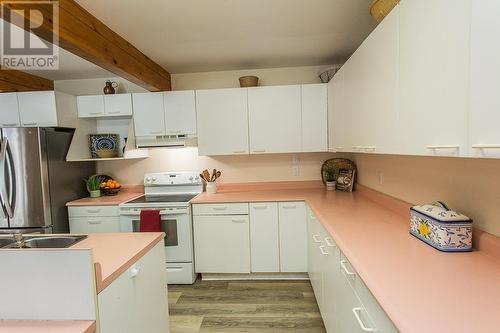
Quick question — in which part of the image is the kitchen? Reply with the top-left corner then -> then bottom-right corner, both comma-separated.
1,0 -> 500,332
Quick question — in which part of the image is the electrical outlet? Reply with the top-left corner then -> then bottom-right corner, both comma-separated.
378,172 -> 384,185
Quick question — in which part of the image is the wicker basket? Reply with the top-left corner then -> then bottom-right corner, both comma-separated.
239,76 -> 259,87
370,0 -> 399,23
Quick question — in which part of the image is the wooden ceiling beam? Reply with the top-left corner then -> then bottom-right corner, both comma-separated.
0,66 -> 54,92
2,0 -> 171,91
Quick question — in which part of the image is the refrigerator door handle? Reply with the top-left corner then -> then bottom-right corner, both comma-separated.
0,138 -> 14,218
5,138 -> 15,216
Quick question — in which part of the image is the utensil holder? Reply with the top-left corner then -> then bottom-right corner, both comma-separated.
206,182 -> 217,194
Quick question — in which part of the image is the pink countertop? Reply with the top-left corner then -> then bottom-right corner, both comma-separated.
72,232 -> 164,293
192,183 -> 500,333
66,187 -> 143,207
0,320 -> 95,333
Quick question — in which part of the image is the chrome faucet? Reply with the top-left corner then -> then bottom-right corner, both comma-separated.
12,233 -> 25,248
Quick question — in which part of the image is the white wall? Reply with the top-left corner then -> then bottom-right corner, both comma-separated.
54,77 -> 147,95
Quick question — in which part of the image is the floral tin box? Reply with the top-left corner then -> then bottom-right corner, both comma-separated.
410,202 -> 472,252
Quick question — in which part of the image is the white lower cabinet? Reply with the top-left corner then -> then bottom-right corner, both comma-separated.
193,215 -> 251,273
97,241 -> 169,333
279,202 -> 307,272
68,206 -> 121,233
307,204 -> 397,333
249,202 -> 280,273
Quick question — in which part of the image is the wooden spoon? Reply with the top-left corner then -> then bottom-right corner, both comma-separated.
215,171 -> 221,180
202,169 -> 210,182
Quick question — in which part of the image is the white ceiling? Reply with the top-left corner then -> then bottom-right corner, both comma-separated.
75,0 -> 376,74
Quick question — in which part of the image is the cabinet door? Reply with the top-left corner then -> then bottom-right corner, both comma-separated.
193,215 -> 250,273
248,85 -> 301,154
132,92 -> 166,137
249,202 -> 279,273
399,0 -> 470,157
69,217 -> 120,234
329,69 -> 347,152
0,93 -> 20,127
196,88 -> 249,156
322,230 -> 340,333
469,0 -> 500,158
17,91 -> 57,127
278,202 -> 307,272
77,95 -> 105,118
104,94 -> 133,116
302,84 -> 328,152
164,90 -> 196,135
307,207 -> 323,306
355,5 -> 399,154
98,242 -> 169,333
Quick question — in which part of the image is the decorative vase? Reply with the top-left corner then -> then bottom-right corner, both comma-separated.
325,181 -> 336,191
103,80 -> 118,94
89,190 -> 101,198
206,182 -> 217,194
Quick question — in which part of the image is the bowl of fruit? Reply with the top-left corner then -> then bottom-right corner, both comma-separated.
99,175 -> 122,196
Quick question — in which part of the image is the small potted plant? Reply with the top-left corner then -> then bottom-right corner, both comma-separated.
323,165 -> 339,191
84,174 -> 105,198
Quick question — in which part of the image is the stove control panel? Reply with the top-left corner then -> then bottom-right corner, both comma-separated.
144,171 -> 201,186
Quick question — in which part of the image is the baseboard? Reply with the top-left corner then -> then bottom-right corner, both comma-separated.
201,273 -> 309,281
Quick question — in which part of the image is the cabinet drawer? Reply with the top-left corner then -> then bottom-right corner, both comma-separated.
68,206 -> 119,218
69,217 -> 120,234
193,203 -> 249,215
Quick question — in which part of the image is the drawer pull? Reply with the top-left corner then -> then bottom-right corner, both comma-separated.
340,260 -> 356,276
231,218 -> 246,223
252,205 -> 268,210
23,123 -> 37,126
87,219 -> 102,224
232,150 -> 246,154
352,307 -> 376,332
319,245 -> 329,256
90,111 -> 102,115
108,111 -> 122,114
252,149 -> 266,153
2,123 -> 18,127
472,144 -> 500,149
426,145 -> 460,150
212,206 -> 228,211
86,209 -> 101,213
282,204 -> 297,209
129,265 -> 141,278
312,235 -> 321,243
325,237 -> 336,247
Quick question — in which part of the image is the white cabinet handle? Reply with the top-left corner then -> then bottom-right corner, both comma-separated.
282,204 -> 297,209
335,147 -> 344,150
309,213 -> 316,220
312,235 -> 321,243
23,122 -> 37,126
325,237 -> 336,247
129,265 -> 141,278
352,307 -> 376,332
86,209 -> 101,213
168,130 -> 182,134
252,204 -> 268,210
340,260 -> 356,276
90,111 -> 102,115
231,218 -> 246,223
426,145 -> 460,150
108,111 -> 121,115
363,146 -> 376,152
472,144 -> 500,149
319,245 -> 329,256
253,149 -> 266,153
150,131 -> 163,135
87,219 -> 102,224
2,123 -> 18,127
232,150 -> 246,154
212,206 -> 227,211
352,145 -> 362,151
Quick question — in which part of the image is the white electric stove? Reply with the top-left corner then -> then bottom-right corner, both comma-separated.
119,171 -> 202,284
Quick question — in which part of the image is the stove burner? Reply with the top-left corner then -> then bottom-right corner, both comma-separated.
126,194 -> 198,204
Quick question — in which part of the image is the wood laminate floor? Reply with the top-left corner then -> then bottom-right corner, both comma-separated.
168,279 -> 326,333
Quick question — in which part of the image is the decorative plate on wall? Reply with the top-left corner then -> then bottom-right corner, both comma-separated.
89,134 -> 119,159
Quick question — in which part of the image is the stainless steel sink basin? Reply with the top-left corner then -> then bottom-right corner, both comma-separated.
0,238 -> 15,248
1,235 -> 87,249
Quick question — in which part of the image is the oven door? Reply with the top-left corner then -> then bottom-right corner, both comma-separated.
119,207 -> 193,263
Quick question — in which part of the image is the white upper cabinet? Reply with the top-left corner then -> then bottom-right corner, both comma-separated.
0,93 -> 20,127
469,0 -> 500,158
398,0 -> 471,157
132,92 -> 166,137
301,84 -> 328,152
77,95 -> 105,118
17,91 -> 58,127
196,88 -> 249,156
248,85 -> 301,154
329,68 -> 346,152
104,94 -> 133,116
357,5 -> 399,154
78,94 -> 132,118
164,90 -> 196,135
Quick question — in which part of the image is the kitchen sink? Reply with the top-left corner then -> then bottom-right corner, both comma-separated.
0,238 -> 15,248
1,235 -> 87,249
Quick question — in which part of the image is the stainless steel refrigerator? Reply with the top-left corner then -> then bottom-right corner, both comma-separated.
0,127 -> 96,234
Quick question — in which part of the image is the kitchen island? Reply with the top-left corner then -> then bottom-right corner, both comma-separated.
0,233 -> 169,333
